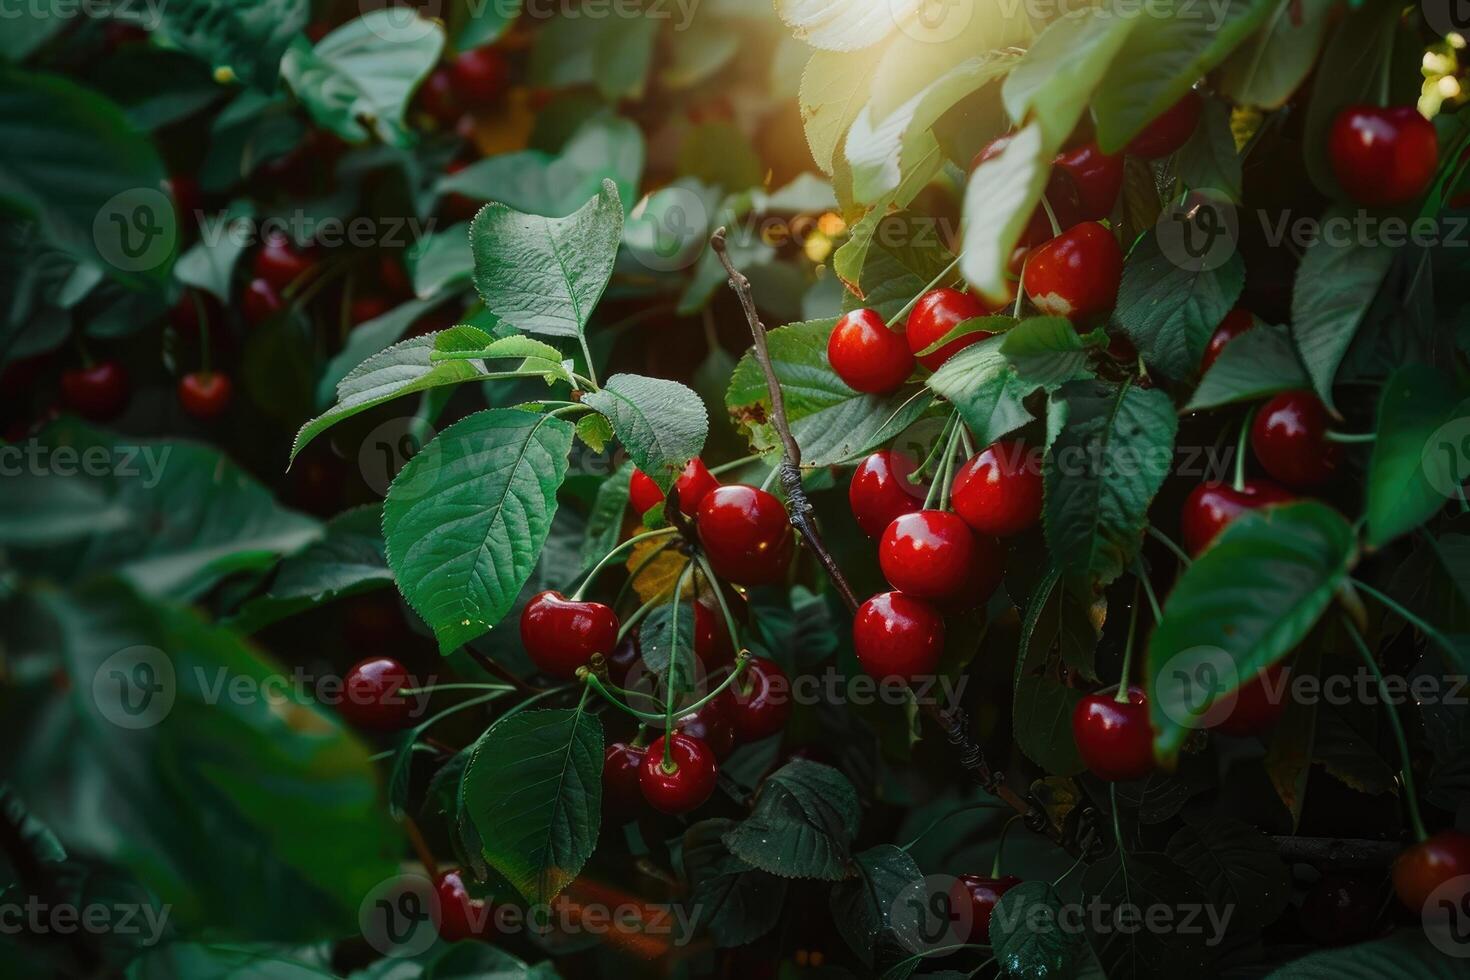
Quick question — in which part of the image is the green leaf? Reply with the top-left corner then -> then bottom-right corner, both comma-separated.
829,844 -> 924,979
1113,228 -> 1245,380
454,0 -> 523,49
313,295 -> 456,408
0,5 -> 65,61
1044,381 -> 1178,588
959,119 -> 1052,305
1014,567 -> 1094,775
1367,366 -> 1465,548
1218,0 -> 1334,110
1002,5 -> 1139,150
229,506 -> 392,634
928,319 -> 1096,447
841,224 -> 955,319
723,759 -> 860,881
799,48 -> 881,175
989,882 -> 1085,980
0,67 -> 172,287
638,602 -> 699,694
462,708 -> 603,906
407,222 -> 473,297
726,318 -> 931,466
31,582 -> 399,940
832,151 -> 945,297
528,11 -> 656,102
150,0 -> 309,87
1092,0 -> 1277,153
426,944 -> 559,980
684,818 -> 789,948
383,409 -> 574,653
174,201 -> 254,301
1147,502 -> 1356,763
292,327 -> 505,461
1264,931 -> 1466,979
281,12 -> 445,147
777,0 -> 909,51
581,462 -> 631,568
583,374 -> 708,492
1291,205 -> 1399,412
1174,96 -> 1242,202
127,943 -> 336,979
1184,322 -> 1309,412
470,178 -> 622,339
1081,850 -> 1214,977
0,474 -> 132,547
1165,815 -> 1290,932
0,785 -> 66,875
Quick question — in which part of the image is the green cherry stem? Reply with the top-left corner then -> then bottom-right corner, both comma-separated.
695,553 -> 742,661
578,335 -> 600,390
1342,616 -> 1428,842
396,683 -> 515,696
1324,430 -> 1377,444
663,562 -> 697,771
958,422 -> 976,460
617,591 -> 667,643
709,453 -> 766,476
1146,524 -> 1192,568
937,418 -> 964,512
1115,580 -> 1142,704
1233,405 -> 1257,492
990,814 -> 1024,878
1353,579 -> 1461,663
571,527 -> 680,601
615,538 -> 681,611
1038,194 -> 1062,238
886,256 -> 961,329
580,673 -> 665,723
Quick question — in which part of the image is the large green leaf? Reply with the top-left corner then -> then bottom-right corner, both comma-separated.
989,882 -> 1086,980
1366,365 -> 1464,548
799,48 -> 881,175
1174,96 -> 1243,202
723,760 -> 860,880
454,0 -> 523,49
829,845 -> 924,980
1265,932 -> 1467,978
1147,502 -> 1356,763
776,0 -> 914,51
1291,205 -> 1399,413
462,708 -> 602,906
147,0 -> 307,87
1217,0 -> 1334,110
26,582 -> 399,940
383,409 -> 575,653
470,179 -> 622,340
5,423 -> 319,601
928,319 -> 1097,448
1081,850 -> 1214,977
726,318 -> 931,466
1013,568 -> 1096,776
1092,0 -> 1277,153
0,67 -> 171,287
282,12 -> 444,146
1002,4 -> 1139,149
127,944 -> 335,979
959,119 -> 1052,305
1184,322 -> 1309,412
1044,381 -> 1178,588
174,200 -> 254,301
1113,228 -> 1245,380
292,327 -> 506,461
527,10 -> 655,102
583,374 -> 709,492
1165,816 -> 1290,932
684,818 -> 789,948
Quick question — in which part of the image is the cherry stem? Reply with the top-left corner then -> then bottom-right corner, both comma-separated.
1038,194 -> 1063,239
695,554 -> 742,660
1378,29 -> 1393,108
663,562 -> 697,769
680,653 -> 752,718
571,527 -> 679,601
991,815 -> 1023,878
1324,430 -> 1376,444
1341,615 -> 1428,842
709,453 -> 765,476
1146,524 -> 1192,568
1233,405 -> 1257,492
1353,579 -> 1461,664
578,334 -> 600,390
885,256 -> 961,330
580,673 -> 665,723
1115,580 -> 1142,704
898,802 -> 1012,852
404,817 -> 438,878
936,419 -> 964,512
615,537 -> 680,611
1136,560 -> 1164,623
922,413 -> 960,510
616,592 -> 665,643
396,683 -> 514,696
958,423 -> 976,460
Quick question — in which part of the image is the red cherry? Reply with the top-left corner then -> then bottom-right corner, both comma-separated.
1250,390 -> 1342,490
164,173 -> 202,231
60,361 -> 129,422
678,694 -> 736,760
639,733 -> 719,813
177,371 -> 232,419
434,869 -> 493,942
951,532 -> 1006,611
905,288 -> 993,371
1329,105 -> 1439,208
951,441 -> 1042,537
694,601 -> 735,668
1054,142 -> 1123,221
242,277 -> 283,325
450,48 -> 510,107
696,485 -> 794,587
1022,222 -> 1122,322
727,656 -> 791,741
879,510 -> 977,601
849,450 -> 924,538
1179,479 -> 1294,556
1126,91 -> 1202,159
519,591 -> 619,679
1072,686 -> 1154,782
603,742 -> 647,821
1200,308 -> 1255,372
974,134 -> 1083,246
1393,830 -> 1470,914
419,67 -> 462,127
252,238 -> 314,291
853,592 -> 944,682
954,874 -> 1022,943
827,308 -> 915,394
629,457 -> 720,518
340,657 -> 415,731
1212,664 -> 1289,737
